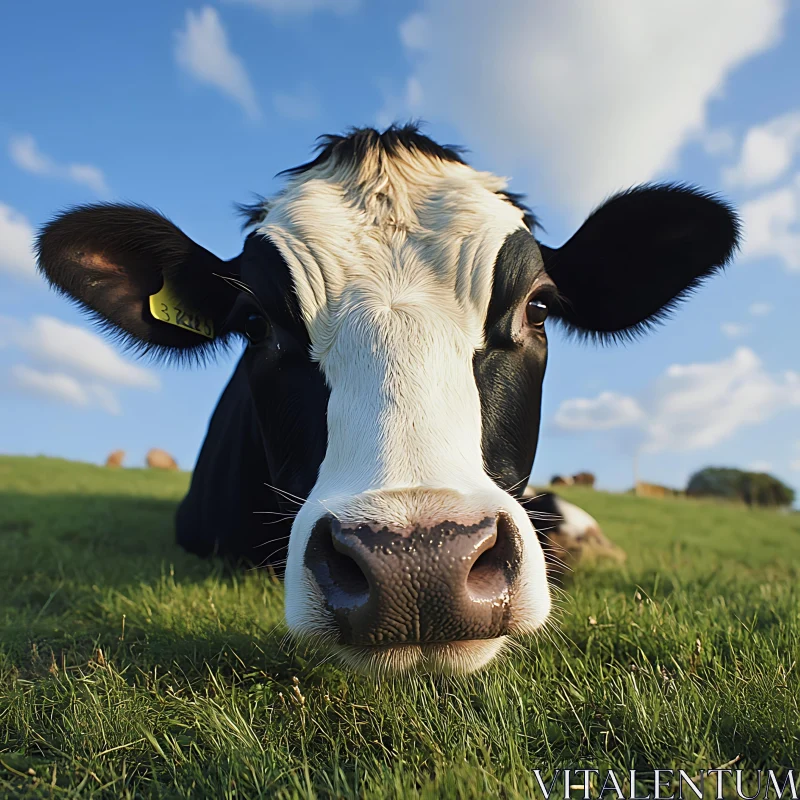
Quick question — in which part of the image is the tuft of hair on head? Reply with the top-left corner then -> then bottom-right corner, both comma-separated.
237,122 -> 539,232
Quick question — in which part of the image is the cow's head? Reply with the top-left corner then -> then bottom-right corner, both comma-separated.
37,126 -> 739,674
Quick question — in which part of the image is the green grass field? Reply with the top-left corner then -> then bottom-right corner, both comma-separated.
1,455 -> 799,798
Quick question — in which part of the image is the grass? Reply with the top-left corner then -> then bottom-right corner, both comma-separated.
1,454 -> 799,798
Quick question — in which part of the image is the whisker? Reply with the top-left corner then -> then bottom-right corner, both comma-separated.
255,522 -> 291,548
526,510 -> 562,522
253,534 -> 292,547
520,491 -> 551,506
256,547 -> 289,565
254,510 -> 298,516
262,482 -> 308,506
316,498 -> 341,522
246,555 -> 288,573
505,475 -> 530,494
531,524 -> 562,534
213,273 -> 259,298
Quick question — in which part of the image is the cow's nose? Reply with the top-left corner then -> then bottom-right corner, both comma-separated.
304,514 -> 521,645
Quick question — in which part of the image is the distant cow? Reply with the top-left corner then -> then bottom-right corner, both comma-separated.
551,472 -> 595,488
37,125 -> 738,674
572,472 -> 596,488
635,481 -> 678,499
522,488 -> 624,576
105,450 -> 125,468
146,449 -> 178,471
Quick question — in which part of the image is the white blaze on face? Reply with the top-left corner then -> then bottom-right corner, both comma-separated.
258,148 -> 551,649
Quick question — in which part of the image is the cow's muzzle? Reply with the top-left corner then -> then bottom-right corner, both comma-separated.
304,512 -> 522,646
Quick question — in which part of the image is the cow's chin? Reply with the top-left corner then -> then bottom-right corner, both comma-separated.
321,638 -> 510,676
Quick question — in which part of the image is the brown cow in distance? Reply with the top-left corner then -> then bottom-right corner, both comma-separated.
105,450 -> 125,468
634,481 -> 681,499
146,449 -> 179,471
572,472 -> 596,488
550,472 -> 596,488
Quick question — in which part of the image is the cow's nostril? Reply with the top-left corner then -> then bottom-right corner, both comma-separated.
306,516 -> 369,607
466,513 -> 517,602
328,548 -> 370,597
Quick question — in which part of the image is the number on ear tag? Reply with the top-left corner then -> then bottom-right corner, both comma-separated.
149,282 -> 215,339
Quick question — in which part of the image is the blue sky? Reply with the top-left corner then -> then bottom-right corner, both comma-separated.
1,0 -> 799,498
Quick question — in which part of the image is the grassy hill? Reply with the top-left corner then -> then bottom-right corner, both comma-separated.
1,455 -> 799,798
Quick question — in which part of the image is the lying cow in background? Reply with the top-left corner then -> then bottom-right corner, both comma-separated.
146,448 -> 179,471
36,125 -> 738,674
105,450 -> 125,468
549,471 -> 596,488
523,489 -> 625,578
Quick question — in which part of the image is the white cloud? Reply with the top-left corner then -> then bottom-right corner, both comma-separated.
396,0 -> 787,215
12,366 -> 89,409
273,85 -> 320,121
65,164 -> 108,195
721,322 -> 750,339
698,127 -> 736,158
748,460 -> 773,473
87,384 -> 122,416
10,365 -> 121,415
10,135 -> 50,173
724,110 -> 800,188
224,0 -> 358,13
399,12 -> 431,50
9,134 -> 110,195
0,315 -> 159,390
739,172 -> 800,272
0,203 -> 36,280
749,302 -> 773,316
646,348 -> 800,452
175,7 -> 260,120
553,391 -> 645,432
554,348 -> 800,454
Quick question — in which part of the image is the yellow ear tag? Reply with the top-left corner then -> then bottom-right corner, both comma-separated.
148,281 -> 215,339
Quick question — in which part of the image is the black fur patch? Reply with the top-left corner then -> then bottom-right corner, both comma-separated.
36,204 -> 241,365
541,183 -> 741,343
475,230 -> 549,494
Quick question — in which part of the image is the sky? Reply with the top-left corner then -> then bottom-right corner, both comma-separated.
1,0 -> 799,498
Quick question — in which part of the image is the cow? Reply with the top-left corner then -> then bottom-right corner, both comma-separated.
572,471 -> 596,488
146,448 -> 179,471
105,450 -> 125,468
521,488 -> 624,578
36,125 -> 739,675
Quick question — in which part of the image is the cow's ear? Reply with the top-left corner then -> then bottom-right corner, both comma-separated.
36,204 -> 241,360
540,184 -> 740,341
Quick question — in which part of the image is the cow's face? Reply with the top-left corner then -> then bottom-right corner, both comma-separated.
37,127 -> 739,675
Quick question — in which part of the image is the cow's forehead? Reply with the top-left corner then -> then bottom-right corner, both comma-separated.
255,147 -> 528,349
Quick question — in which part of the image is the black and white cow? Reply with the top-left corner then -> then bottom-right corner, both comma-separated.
37,126 -> 739,674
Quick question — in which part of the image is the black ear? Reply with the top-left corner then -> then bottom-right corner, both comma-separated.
36,204 -> 241,361
540,184 -> 740,341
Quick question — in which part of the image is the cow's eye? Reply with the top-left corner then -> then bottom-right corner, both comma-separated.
244,313 -> 271,345
525,297 -> 549,326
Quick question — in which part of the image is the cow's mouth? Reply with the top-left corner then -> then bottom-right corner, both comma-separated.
330,638 -> 510,675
